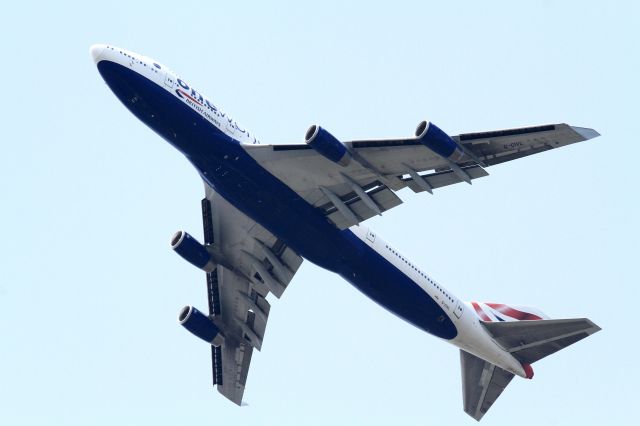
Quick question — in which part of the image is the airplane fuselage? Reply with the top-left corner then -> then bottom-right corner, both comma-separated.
92,45 -> 528,378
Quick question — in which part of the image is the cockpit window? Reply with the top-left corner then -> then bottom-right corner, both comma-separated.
153,63 -> 161,69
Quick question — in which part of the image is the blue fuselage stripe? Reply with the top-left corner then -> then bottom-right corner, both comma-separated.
97,61 -> 457,340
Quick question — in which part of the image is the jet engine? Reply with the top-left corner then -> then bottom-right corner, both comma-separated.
415,120 -> 465,161
178,305 -> 224,346
170,230 -> 215,272
304,125 -> 352,166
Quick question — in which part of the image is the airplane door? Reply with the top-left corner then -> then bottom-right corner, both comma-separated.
454,301 -> 464,319
164,71 -> 176,89
225,117 -> 236,135
366,230 -> 376,243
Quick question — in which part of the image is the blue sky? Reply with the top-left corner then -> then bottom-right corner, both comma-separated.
1,1 -> 638,424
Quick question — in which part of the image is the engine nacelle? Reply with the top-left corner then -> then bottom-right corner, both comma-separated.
178,305 -> 224,346
415,121 -> 466,162
170,230 -> 215,272
304,125 -> 351,166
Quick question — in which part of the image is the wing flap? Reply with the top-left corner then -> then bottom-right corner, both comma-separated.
403,164 -> 489,193
325,185 -> 403,229
217,336 -> 253,405
245,295 -> 270,345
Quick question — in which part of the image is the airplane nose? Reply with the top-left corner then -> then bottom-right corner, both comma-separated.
90,44 -> 106,64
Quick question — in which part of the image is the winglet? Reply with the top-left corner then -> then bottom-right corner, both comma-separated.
570,126 -> 600,141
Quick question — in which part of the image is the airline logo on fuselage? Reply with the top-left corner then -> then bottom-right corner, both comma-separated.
174,78 -> 258,144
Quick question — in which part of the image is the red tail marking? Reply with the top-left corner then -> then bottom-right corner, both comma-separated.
486,303 -> 542,321
522,363 -> 534,379
471,302 -> 492,321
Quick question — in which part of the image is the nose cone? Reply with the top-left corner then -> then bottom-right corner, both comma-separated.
90,44 -> 106,64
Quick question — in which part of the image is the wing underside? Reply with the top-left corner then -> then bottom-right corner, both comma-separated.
199,188 -> 303,405
245,123 -> 598,230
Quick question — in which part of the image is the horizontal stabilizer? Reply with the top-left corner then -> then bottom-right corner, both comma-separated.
481,318 -> 601,364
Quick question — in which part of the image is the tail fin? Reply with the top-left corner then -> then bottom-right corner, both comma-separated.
461,317 -> 601,421
470,301 -> 550,322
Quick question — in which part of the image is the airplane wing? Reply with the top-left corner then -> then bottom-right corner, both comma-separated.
460,350 -> 515,421
200,186 -> 303,404
245,123 -> 598,229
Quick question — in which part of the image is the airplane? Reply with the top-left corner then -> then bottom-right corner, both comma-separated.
90,43 -> 601,421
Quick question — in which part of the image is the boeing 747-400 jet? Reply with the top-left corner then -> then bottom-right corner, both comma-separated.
91,44 -> 601,420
